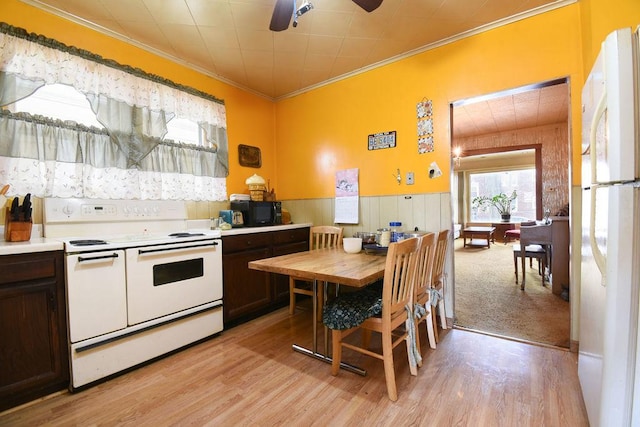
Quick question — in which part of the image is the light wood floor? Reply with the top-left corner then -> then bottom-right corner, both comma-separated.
1,304 -> 589,426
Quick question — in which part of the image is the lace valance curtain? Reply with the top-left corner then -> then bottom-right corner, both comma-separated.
0,24 -> 228,201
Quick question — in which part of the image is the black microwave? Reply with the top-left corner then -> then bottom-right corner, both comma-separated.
230,201 -> 282,227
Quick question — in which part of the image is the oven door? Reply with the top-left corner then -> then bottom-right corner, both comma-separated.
66,250 -> 127,342
125,239 -> 222,325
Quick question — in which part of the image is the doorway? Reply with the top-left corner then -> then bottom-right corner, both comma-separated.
449,78 -> 572,347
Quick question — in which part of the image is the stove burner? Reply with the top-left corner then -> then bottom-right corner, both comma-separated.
69,239 -> 108,246
169,232 -> 205,238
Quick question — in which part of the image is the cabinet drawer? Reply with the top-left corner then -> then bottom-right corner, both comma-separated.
0,252 -> 59,285
222,233 -> 273,253
273,227 -> 309,245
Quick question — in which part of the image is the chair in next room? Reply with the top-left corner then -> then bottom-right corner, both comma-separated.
513,221 -> 552,290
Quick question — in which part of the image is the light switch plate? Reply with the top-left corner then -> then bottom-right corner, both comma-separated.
406,172 -> 414,185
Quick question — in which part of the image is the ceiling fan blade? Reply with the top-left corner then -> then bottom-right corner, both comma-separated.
352,0 -> 382,13
270,0 -> 295,31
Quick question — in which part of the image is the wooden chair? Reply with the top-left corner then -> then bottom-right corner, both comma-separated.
431,229 -> 450,343
323,237 -> 421,401
515,221 -> 552,290
513,243 -> 547,288
289,225 -> 343,315
413,232 -> 438,357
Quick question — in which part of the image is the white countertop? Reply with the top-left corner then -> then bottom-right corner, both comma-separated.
0,237 -> 64,255
0,224 -> 63,255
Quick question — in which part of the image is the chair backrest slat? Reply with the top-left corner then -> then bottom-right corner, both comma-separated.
310,225 -> 343,250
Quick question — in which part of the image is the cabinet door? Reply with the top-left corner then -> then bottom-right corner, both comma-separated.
0,251 -> 68,412
271,241 -> 310,302
222,247 -> 272,324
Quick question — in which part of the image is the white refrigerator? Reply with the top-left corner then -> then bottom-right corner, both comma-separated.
579,26 -> 640,426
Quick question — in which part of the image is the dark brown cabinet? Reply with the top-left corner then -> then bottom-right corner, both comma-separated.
0,251 -> 69,412
222,227 -> 309,327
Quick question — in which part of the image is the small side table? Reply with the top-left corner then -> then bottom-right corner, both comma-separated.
462,226 -> 496,248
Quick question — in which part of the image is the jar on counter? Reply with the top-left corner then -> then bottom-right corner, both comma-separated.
376,228 -> 390,247
389,222 -> 402,242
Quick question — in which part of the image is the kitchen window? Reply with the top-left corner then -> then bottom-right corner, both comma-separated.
8,83 -> 205,147
7,83 -> 103,128
0,23 -> 229,201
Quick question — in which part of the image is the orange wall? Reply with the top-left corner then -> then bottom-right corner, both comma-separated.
275,5 -> 585,199
0,0 -> 277,198
581,0 -> 640,75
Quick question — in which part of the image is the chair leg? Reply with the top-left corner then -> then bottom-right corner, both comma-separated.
432,310 -> 440,343
414,318 -> 422,358
381,331 -> 398,401
438,300 -> 447,330
514,252 -> 519,284
331,329 -> 342,376
520,254 -> 526,290
425,309 -> 436,349
406,331 -> 418,376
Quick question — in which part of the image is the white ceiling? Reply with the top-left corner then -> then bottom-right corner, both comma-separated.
22,0 -> 571,137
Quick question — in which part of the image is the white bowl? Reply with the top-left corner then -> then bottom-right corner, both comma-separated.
343,237 -> 362,253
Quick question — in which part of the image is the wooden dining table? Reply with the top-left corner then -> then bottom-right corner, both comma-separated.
248,246 -> 387,375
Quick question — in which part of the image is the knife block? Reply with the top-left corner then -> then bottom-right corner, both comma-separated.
4,207 -> 32,242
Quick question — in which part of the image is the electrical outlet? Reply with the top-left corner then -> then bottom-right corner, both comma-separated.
406,172 -> 414,185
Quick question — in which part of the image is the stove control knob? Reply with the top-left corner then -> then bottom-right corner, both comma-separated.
62,204 -> 74,216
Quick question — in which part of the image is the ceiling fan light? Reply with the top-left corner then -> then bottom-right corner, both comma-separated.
296,2 -> 314,17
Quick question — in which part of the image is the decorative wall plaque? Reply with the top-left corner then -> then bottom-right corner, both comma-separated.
368,131 -> 396,150
417,99 -> 434,154
238,144 -> 261,168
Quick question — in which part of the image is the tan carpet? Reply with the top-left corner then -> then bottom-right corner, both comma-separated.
453,238 -> 570,348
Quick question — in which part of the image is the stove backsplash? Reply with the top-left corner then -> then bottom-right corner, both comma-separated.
2,196 -> 233,231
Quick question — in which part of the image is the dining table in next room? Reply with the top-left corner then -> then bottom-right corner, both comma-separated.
248,246 -> 387,375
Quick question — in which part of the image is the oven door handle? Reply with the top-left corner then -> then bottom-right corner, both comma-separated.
138,241 -> 218,255
78,253 -> 120,262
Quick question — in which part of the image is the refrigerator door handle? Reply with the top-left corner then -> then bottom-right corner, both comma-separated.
590,187 -> 607,281
590,87 -> 607,184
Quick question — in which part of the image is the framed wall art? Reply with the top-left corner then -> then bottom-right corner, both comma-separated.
368,131 -> 396,150
238,144 -> 262,168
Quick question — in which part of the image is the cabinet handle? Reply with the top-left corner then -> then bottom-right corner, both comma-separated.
48,290 -> 57,313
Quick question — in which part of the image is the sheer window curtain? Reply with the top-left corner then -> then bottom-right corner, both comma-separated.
0,25 -> 228,201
